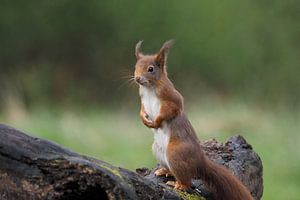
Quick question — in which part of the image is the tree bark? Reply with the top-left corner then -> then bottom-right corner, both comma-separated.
0,124 -> 263,200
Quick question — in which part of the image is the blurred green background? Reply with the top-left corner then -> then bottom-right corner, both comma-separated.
0,1 -> 299,199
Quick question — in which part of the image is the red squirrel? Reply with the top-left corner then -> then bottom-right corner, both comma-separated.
133,40 -> 254,200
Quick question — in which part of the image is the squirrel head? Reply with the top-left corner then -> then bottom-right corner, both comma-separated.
134,40 -> 173,87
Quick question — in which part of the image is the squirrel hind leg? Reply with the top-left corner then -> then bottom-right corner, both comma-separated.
166,143 -> 195,191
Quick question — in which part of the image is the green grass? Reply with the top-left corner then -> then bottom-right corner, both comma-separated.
1,101 -> 299,200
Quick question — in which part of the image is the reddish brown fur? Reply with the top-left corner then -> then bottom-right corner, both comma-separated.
134,40 -> 254,200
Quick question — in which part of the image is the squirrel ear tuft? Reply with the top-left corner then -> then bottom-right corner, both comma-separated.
135,40 -> 143,60
155,39 -> 174,68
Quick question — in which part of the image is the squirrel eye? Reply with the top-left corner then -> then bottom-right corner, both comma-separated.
147,66 -> 154,73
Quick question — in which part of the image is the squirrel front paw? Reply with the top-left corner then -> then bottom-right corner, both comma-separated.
142,115 -> 156,128
140,112 -> 161,129
141,114 -> 162,129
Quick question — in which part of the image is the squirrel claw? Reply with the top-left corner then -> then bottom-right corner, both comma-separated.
144,113 -> 149,119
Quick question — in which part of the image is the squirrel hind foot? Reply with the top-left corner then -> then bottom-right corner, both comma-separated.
174,181 -> 190,191
166,180 -> 190,191
154,167 -> 173,177
166,180 -> 176,187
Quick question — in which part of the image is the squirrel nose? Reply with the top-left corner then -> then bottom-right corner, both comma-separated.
135,76 -> 141,83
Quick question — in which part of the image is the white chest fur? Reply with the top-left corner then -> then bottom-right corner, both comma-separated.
139,86 -> 160,121
140,86 -> 170,168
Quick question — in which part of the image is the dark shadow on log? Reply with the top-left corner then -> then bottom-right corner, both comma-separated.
0,124 -> 263,200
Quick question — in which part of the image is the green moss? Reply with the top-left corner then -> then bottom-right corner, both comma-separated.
176,190 -> 206,200
100,164 -> 123,179
48,158 -> 69,167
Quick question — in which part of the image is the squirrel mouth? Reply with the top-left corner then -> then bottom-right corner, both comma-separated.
135,77 -> 149,86
136,80 -> 148,86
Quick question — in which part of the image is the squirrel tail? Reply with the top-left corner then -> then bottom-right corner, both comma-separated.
199,158 -> 254,200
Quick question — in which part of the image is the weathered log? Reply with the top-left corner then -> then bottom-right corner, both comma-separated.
0,124 -> 263,200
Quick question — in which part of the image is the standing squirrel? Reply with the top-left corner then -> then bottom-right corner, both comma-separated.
134,40 -> 254,200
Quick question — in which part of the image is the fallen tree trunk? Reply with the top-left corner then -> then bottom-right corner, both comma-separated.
0,124 -> 263,200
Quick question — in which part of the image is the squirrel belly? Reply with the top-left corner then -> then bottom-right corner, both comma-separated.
140,85 -> 171,168
152,123 -> 171,169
